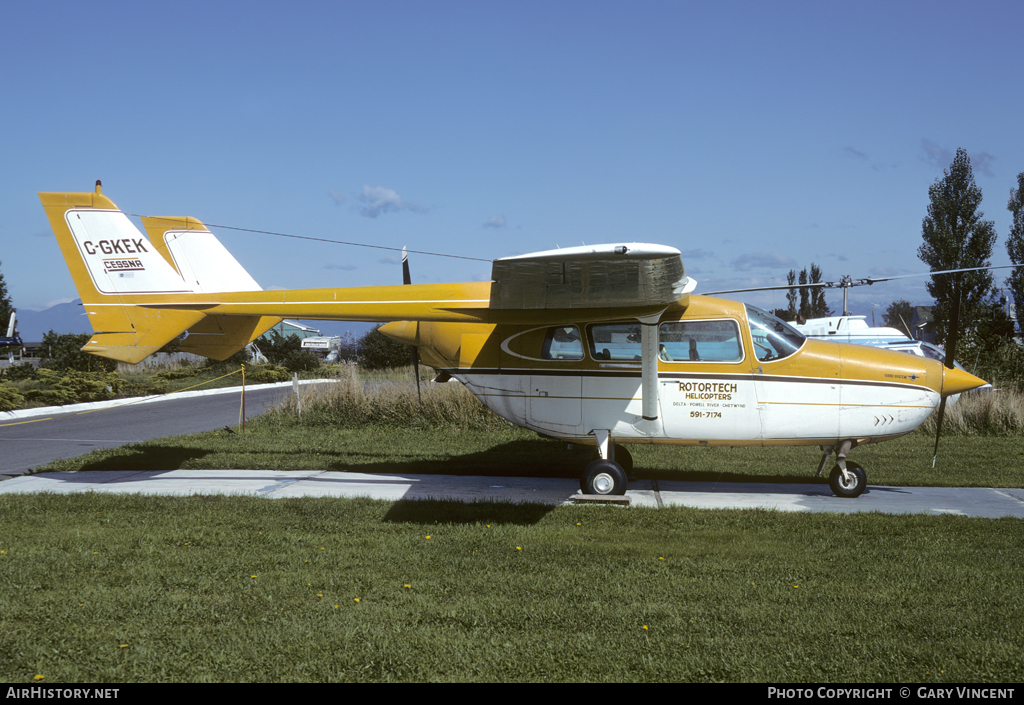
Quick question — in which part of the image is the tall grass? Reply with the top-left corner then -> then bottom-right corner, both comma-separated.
270,365 -> 511,431
116,352 -> 205,374
920,388 -> 1024,436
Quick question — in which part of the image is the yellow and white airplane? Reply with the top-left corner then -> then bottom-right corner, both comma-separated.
39,183 -> 988,498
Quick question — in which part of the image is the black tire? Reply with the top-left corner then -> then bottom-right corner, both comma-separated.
587,445 -> 634,477
613,445 -> 634,478
581,459 -> 628,496
828,461 -> 866,498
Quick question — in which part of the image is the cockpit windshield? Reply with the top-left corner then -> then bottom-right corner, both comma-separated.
745,304 -> 806,362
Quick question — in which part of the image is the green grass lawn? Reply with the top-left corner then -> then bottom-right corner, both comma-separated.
1,493 -> 1021,683
34,420 -> 1024,491
7,382 -> 1024,683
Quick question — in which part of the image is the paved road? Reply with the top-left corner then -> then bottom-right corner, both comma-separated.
0,382 -> 314,476
2,468 -> 1023,518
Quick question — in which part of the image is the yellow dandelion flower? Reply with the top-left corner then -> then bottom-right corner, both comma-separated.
425,536 -> 431,540
516,546 -> 522,550
642,625 -> 649,631
34,675 -> 43,681
404,584 -> 412,588
354,598 -> 360,603
119,644 -> 128,648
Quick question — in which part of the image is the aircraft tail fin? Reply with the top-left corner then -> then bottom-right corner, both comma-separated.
38,183 -> 206,363
140,215 -> 282,360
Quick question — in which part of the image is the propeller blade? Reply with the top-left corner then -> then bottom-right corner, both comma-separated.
401,248 -> 422,406
931,396 -> 947,469
402,246 -> 412,286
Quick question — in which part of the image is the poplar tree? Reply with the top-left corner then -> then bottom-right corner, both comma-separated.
1007,171 -> 1024,329
0,261 -> 13,333
808,263 -> 832,317
917,148 -> 996,348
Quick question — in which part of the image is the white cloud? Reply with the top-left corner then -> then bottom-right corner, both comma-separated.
356,185 -> 427,218
730,252 -> 797,271
921,140 -> 995,176
482,214 -> 506,229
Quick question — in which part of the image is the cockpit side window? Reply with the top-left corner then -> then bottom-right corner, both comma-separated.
587,323 -> 642,361
745,304 -> 806,362
541,325 -> 583,360
659,320 -> 743,362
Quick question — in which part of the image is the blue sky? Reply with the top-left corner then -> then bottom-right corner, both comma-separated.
3,0 -> 1022,328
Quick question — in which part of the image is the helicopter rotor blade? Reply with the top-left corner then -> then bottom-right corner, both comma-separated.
704,263 -> 1023,296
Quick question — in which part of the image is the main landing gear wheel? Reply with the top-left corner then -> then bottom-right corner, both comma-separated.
581,459 -> 628,496
589,445 -> 634,479
613,445 -> 634,479
828,461 -> 867,499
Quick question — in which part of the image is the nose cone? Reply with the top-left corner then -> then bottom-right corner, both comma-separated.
942,365 -> 987,398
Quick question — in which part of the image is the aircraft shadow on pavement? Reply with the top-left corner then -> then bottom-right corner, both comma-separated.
44,437 -> 843,488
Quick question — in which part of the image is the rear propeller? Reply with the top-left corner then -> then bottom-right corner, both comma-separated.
401,247 -> 423,406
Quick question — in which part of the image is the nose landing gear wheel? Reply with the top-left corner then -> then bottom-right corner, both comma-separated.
828,461 -> 866,498
581,459 -> 628,496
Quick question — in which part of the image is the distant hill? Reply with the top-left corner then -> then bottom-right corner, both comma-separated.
14,299 -> 379,344
16,300 -> 92,342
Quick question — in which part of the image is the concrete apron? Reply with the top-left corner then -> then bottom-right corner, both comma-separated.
2,470 -> 1024,518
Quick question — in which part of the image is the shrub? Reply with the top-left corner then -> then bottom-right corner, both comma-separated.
116,377 -> 170,397
38,331 -> 117,373
281,349 -> 321,373
244,365 -> 292,384
0,383 -> 24,411
25,369 -> 118,406
1,362 -> 37,381
358,325 -> 415,370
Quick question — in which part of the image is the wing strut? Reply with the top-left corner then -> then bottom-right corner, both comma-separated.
633,313 -> 663,435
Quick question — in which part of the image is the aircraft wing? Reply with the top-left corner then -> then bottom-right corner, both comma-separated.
40,185 -> 696,362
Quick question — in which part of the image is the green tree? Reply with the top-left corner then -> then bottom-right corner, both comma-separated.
798,268 -> 809,319
785,270 -> 798,320
917,148 -> 997,348
1007,171 -> 1024,329
39,331 -> 117,373
882,299 -> 914,338
259,330 -> 302,364
957,290 -> 1018,383
0,260 -> 14,344
789,264 -> 831,320
359,324 -> 415,370
808,263 -> 832,317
